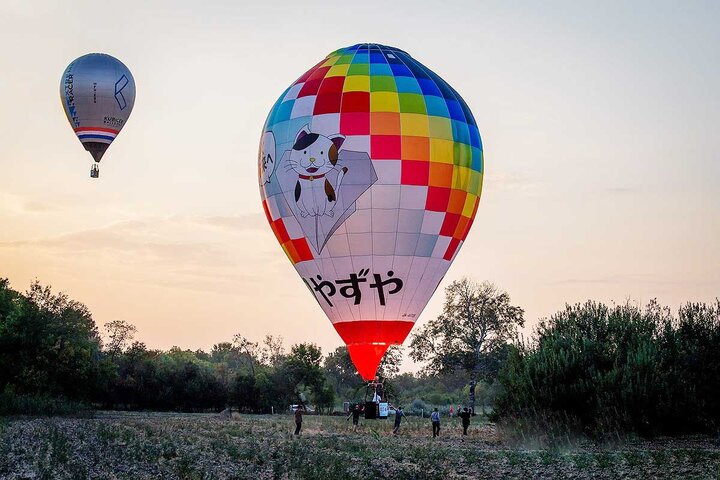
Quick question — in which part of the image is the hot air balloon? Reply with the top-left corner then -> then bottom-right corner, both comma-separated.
60,53 -> 136,178
258,44 -> 483,381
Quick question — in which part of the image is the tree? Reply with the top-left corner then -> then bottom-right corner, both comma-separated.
0,281 -> 103,400
378,345 -> 403,378
232,334 -> 260,376
103,320 -> 137,360
493,299 -> 720,436
210,342 -> 246,390
280,343 -> 331,409
253,372 -> 281,413
313,382 -> 336,414
409,278 -> 524,378
285,343 -> 324,390
0,278 -> 20,320
261,334 -> 285,367
231,373 -> 257,411
324,346 -> 361,397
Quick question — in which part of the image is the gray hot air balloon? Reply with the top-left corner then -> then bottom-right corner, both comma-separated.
60,53 -> 136,178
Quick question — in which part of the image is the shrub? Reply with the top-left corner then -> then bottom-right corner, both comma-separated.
494,300 -> 720,437
0,387 -> 90,416
410,398 -> 428,415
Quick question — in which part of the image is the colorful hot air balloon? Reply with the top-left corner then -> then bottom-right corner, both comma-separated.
258,44 -> 483,380
60,53 -> 136,178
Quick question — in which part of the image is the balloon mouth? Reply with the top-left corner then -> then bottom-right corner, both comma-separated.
82,141 -> 108,163
333,320 -> 415,381
347,343 -> 391,381
305,167 -> 319,173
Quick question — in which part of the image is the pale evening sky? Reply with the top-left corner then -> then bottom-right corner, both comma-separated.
1,1 -> 718,371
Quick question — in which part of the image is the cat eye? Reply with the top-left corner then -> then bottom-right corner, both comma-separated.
321,151 -> 324,154
304,150 -> 306,154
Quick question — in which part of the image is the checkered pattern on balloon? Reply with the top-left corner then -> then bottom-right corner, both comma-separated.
259,44 -> 483,380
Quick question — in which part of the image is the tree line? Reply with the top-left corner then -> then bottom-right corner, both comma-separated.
2,276 -> 718,438
0,278 -> 466,416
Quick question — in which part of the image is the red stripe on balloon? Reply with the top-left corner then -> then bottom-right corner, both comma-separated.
74,127 -> 120,134
333,320 -> 415,380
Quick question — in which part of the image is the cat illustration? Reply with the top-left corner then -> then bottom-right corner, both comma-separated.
287,125 -> 348,217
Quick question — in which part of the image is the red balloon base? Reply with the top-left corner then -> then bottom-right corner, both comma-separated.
333,320 -> 415,381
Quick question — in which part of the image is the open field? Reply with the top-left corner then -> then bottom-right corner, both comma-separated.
1,412 -> 719,479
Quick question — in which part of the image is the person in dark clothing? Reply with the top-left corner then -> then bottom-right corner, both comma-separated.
392,405 -> 405,435
347,403 -> 362,432
459,407 -> 471,436
294,406 -> 304,435
431,407 -> 441,437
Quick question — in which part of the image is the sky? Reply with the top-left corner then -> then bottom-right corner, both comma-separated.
1,0 -> 718,371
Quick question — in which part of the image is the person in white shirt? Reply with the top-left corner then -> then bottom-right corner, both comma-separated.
430,408 -> 441,437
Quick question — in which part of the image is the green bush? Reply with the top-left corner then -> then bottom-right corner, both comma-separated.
410,398 -> 428,415
494,300 -> 720,437
0,387 -> 90,416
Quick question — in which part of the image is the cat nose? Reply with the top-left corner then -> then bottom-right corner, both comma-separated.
309,157 -> 316,163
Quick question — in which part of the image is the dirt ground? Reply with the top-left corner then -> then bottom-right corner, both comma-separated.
1,411 -> 718,479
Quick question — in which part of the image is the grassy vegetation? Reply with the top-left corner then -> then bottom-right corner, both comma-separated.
0,390 -> 92,417
0,412 -> 718,479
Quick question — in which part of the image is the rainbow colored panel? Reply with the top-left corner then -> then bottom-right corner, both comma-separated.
258,44 -> 484,379
261,44 -> 483,265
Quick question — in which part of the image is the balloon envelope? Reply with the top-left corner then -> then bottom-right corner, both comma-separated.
60,53 -> 136,163
258,44 -> 483,380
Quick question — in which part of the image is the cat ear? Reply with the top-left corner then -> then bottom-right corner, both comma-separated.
295,125 -> 311,144
328,133 -> 345,150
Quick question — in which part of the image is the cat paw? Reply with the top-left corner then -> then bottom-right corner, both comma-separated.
299,211 -> 308,218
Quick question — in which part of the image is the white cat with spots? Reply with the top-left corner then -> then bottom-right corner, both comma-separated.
286,125 -> 348,217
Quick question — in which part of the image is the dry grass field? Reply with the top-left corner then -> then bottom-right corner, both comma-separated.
1,411 -> 719,479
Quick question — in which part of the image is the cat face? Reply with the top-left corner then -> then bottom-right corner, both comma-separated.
288,125 -> 345,176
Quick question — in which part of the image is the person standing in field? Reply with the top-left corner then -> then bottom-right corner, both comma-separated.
294,406 -> 304,435
392,405 -> 405,435
347,403 -> 362,432
431,407 -> 441,437
459,407 -> 471,437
